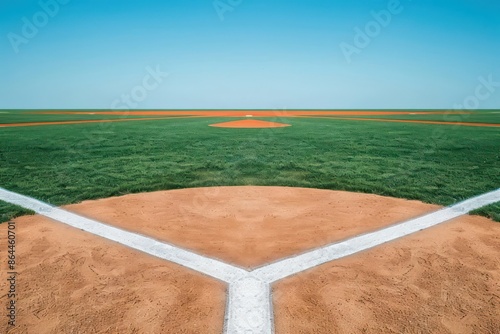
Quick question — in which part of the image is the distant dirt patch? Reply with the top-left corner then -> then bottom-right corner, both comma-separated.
209,119 -> 291,128
0,117 -> 187,128
38,110 -> 471,117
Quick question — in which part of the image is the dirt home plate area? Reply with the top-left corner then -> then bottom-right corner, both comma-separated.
1,187 -> 499,333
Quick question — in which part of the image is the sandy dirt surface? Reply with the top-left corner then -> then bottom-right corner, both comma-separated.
274,214 -> 500,334
0,215 -> 226,334
63,186 -> 441,268
1,187 -> 497,333
209,119 -> 291,128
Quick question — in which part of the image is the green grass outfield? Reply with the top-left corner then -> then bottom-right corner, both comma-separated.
1,111 -> 499,222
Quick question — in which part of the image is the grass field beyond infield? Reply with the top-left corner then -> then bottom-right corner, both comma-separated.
0,111 -> 499,222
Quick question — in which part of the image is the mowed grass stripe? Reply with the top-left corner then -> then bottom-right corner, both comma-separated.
303,116 -> 500,127
300,110 -> 500,126
343,112 -> 500,124
0,116 -> 499,221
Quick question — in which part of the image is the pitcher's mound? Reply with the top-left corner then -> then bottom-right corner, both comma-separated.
209,119 -> 291,128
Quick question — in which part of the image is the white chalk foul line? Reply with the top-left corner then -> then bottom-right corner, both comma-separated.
1,187 -> 499,334
254,188 -> 500,283
225,275 -> 274,333
0,187 -> 246,283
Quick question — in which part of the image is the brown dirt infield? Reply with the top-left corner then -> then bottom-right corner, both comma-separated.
1,186 -> 498,333
0,216 -> 226,334
274,214 -> 500,333
209,119 -> 291,128
62,187 -> 442,268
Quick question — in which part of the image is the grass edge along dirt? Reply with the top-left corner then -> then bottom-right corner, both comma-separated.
0,201 -> 34,223
0,113 -> 499,222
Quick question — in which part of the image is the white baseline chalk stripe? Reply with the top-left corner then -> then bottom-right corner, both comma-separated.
225,276 -> 273,334
0,187 -> 247,283
254,188 -> 500,283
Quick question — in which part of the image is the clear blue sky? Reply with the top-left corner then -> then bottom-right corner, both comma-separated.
1,0 -> 499,109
